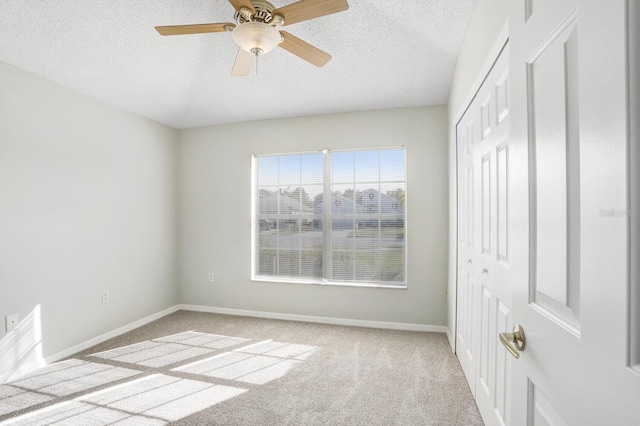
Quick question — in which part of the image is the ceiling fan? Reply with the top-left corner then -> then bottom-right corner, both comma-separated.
155,0 -> 349,76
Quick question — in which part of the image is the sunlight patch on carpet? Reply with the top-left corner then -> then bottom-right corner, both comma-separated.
2,331 -> 319,422
90,342 -> 214,368
154,331 -> 250,349
0,387 -> 52,417
2,375 -> 246,425
81,374 -> 247,422
4,359 -> 140,397
89,331 -> 252,367
175,340 -> 317,384
234,340 -> 317,360
0,360 -> 140,418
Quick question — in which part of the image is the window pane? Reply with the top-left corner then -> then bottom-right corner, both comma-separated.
330,227 -> 405,283
278,155 -> 301,186
331,251 -> 354,281
255,152 -> 323,281
327,148 -> 406,285
301,250 -> 323,278
278,250 -> 300,276
301,155 -> 324,184
331,151 -> 354,183
257,156 -> 279,186
380,148 -> 406,182
328,187 -> 359,216
258,249 -> 277,275
355,150 -> 380,183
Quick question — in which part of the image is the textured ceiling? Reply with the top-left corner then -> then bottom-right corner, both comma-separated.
0,0 -> 477,129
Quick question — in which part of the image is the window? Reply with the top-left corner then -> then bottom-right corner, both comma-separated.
252,147 -> 406,287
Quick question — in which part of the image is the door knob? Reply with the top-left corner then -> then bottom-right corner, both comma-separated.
500,324 -> 526,359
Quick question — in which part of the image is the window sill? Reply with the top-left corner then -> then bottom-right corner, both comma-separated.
251,276 -> 408,289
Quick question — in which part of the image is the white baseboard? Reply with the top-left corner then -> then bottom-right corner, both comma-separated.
178,304 -> 447,333
44,304 -> 445,366
45,305 -> 180,364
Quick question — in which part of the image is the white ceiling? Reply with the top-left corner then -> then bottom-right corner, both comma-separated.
0,0 -> 476,129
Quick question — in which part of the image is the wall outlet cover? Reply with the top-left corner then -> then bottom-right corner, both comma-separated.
5,313 -> 19,332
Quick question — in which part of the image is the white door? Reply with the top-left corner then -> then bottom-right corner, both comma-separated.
455,68 -> 478,396
456,42 -> 512,426
508,0 -> 640,424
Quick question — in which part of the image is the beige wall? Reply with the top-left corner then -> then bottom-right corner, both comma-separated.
449,0 -> 511,119
0,61 -> 179,374
178,107 -> 450,326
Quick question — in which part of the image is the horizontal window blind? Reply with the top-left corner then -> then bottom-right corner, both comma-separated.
253,148 -> 406,287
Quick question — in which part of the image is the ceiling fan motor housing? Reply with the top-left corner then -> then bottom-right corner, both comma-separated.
232,0 -> 284,56
234,0 -> 278,25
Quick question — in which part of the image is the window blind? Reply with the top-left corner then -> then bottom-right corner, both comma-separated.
253,147 -> 406,287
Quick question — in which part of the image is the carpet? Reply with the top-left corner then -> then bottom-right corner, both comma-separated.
0,311 -> 483,425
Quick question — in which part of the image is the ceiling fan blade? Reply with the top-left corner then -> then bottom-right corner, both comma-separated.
228,0 -> 255,13
231,48 -> 255,76
155,23 -> 234,36
273,0 -> 349,26
279,31 -> 331,67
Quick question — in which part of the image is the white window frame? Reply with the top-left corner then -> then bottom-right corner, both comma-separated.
251,147 -> 407,289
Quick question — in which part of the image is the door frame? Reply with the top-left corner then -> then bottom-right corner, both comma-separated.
448,22 -> 510,353
629,0 -> 640,373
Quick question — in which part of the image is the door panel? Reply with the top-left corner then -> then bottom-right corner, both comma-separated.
497,142 -> 509,262
482,154 -> 492,255
468,166 -> 475,247
528,381 -> 569,426
456,108 -> 477,391
509,0 -> 640,424
527,12 -> 581,329
479,285 -> 492,391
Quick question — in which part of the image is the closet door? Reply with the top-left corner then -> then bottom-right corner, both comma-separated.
455,85 -> 478,393
456,43 -> 512,426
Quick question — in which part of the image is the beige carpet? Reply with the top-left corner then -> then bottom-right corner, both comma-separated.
0,310 -> 483,425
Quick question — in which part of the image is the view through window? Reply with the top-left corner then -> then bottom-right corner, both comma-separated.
253,147 -> 406,287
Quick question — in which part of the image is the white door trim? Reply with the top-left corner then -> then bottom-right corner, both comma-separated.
629,0 -> 640,374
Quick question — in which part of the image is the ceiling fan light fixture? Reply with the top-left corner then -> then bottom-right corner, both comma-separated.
232,22 -> 281,56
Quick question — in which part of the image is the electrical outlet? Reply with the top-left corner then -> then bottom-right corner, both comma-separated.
208,273 -> 215,282
102,291 -> 110,303
5,313 -> 19,332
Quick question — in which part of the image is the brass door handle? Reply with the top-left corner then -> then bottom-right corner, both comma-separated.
500,324 -> 526,359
